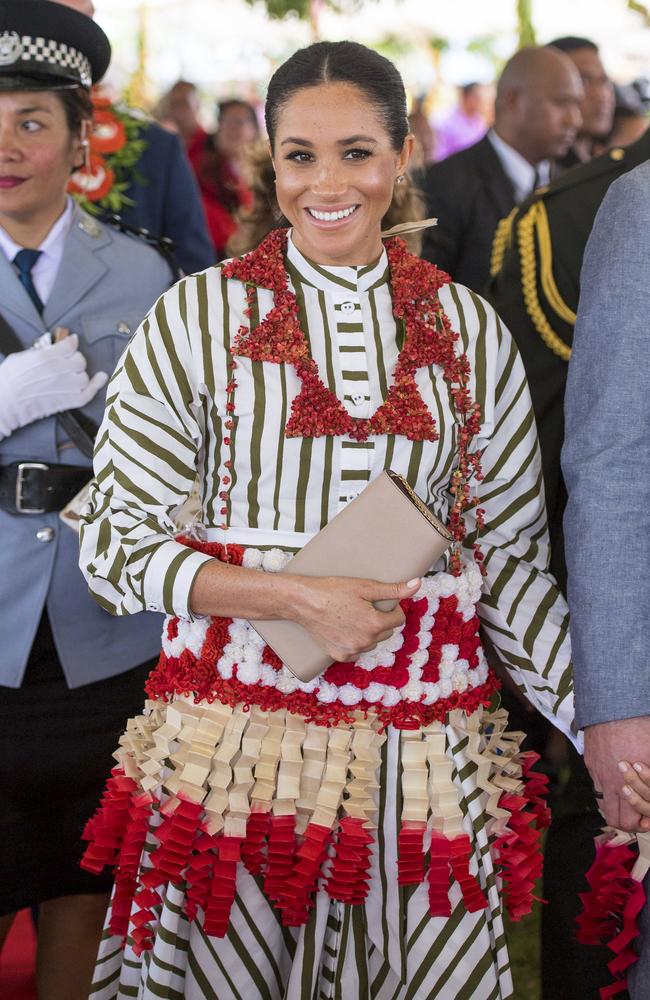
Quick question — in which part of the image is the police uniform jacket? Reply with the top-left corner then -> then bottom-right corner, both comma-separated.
488,128 -> 650,591
0,207 -> 172,689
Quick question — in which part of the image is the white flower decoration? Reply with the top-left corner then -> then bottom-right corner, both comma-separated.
339,683 -> 362,706
242,548 -> 264,570
364,683 -> 385,704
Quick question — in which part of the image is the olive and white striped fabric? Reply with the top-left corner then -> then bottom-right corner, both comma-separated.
80,234 -> 574,742
91,726 -> 513,1000
81,234 -> 574,997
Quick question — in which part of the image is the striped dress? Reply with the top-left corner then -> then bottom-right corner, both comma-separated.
80,233 -> 575,1000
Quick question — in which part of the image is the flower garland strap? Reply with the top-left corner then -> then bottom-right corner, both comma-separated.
221,229 -> 484,572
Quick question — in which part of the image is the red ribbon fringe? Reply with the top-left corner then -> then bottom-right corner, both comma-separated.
577,839 -> 646,999
81,736 -> 549,949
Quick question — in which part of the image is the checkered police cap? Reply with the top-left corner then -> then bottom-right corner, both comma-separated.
0,0 -> 110,91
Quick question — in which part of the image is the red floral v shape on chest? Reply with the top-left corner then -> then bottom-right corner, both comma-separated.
223,229 -> 476,444
221,229 -> 486,571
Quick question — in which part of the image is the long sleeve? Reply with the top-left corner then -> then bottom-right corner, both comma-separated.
446,285 -> 576,744
79,279 -> 214,619
562,163 -> 650,729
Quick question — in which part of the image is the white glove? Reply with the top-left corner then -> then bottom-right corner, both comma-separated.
0,334 -> 108,440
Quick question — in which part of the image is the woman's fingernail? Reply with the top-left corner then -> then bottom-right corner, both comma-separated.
407,578 -> 420,588
618,761 -> 628,773
633,763 -> 644,774
622,785 -> 632,797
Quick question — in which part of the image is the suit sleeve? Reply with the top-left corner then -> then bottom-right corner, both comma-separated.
562,167 -> 650,728
159,131 -> 216,275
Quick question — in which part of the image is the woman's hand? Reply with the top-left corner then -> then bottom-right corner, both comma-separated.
618,760 -> 650,833
290,575 -> 421,662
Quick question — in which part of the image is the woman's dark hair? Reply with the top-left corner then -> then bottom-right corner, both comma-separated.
55,87 -> 94,137
265,41 -> 409,153
217,99 -> 259,134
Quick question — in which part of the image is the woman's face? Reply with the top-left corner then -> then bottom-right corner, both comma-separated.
0,90 -> 83,231
272,82 -> 412,266
217,104 -> 258,160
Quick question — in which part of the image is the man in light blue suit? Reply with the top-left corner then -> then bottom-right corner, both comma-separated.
563,159 -> 650,997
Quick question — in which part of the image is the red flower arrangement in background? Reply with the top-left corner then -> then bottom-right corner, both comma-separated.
68,90 -> 147,216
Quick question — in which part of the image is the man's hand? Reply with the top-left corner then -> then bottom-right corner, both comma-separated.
584,717 -> 650,832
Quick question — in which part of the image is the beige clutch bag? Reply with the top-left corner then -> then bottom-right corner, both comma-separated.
250,470 -> 453,683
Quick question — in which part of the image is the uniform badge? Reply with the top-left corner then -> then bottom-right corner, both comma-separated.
0,32 -> 23,65
78,215 -> 102,238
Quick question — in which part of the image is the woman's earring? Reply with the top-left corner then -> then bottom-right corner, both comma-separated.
395,174 -> 405,184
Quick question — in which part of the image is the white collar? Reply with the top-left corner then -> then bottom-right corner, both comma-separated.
488,129 -> 550,203
0,197 -> 74,263
285,229 -> 389,295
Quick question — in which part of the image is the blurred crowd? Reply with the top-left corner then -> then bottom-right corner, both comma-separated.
146,37 -> 648,274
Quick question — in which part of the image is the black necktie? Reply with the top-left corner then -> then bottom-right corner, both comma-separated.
531,166 -> 541,195
13,248 -> 44,315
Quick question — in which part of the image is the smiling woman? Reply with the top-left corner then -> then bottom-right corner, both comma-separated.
267,42 -> 413,267
79,38 -> 582,1000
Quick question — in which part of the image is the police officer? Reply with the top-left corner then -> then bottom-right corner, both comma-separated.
0,3 -> 172,996
490,128 -> 650,999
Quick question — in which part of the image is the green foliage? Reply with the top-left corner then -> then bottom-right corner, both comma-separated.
517,0 -> 536,47
243,0 -> 307,16
628,0 -> 650,26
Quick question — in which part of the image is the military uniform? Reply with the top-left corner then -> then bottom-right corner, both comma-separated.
489,129 -> 650,593
489,130 -> 650,1000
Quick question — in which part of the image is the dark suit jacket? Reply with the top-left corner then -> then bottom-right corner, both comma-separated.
420,136 -> 516,293
100,121 -> 215,277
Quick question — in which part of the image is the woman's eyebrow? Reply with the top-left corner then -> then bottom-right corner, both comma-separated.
280,134 -> 378,147
337,135 -> 377,145
15,105 -> 54,115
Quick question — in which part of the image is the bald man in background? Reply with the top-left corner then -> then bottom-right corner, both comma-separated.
421,46 -> 583,292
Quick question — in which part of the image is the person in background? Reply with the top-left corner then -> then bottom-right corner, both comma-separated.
594,84 -> 649,153
191,98 -> 259,258
434,82 -> 490,161
156,79 -> 207,161
407,97 -> 436,183
0,3 -> 172,996
54,1 -> 215,275
489,127 -> 650,1000
421,45 -> 583,293
549,36 -> 615,165
563,159 -> 650,1000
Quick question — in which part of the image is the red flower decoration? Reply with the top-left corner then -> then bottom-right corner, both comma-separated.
91,108 -> 127,154
68,153 -> 114,203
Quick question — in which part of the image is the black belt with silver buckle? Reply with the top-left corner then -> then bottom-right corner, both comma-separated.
0,462 -> 90,515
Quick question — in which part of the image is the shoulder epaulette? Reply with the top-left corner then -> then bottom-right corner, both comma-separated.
489,207 -> 517,279
517,199 -> 574,361
541,146 -> 627,201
